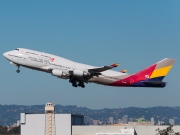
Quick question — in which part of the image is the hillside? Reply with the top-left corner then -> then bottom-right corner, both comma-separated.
0,105 -> 179,126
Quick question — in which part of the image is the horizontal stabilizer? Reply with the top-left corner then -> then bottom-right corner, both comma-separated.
141,81 -> 166,85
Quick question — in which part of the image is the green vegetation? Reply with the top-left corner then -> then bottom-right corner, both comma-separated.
136,118 -> 146,122
156,125 -> 180,135
0,125 -> 20,134
7,126 -> 20,134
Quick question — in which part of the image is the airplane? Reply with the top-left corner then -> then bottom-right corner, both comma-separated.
3,48 -> 175,88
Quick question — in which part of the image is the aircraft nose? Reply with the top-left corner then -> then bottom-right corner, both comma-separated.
3,52 -> 8,58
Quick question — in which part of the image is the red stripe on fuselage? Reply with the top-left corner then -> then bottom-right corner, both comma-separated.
109,64 -> 157,86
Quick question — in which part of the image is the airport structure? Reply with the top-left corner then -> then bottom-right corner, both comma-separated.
44,102 -> 56,135
20,102 -> 180,135
20,113 -> 180,135
72,125 -> 180,135
20,102 -> 84,135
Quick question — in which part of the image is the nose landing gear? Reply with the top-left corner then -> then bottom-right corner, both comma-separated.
16,66 -> 20,73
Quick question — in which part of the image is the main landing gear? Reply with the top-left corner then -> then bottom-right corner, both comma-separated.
16,66 -> 20,73
69,78 -> 85,88
78,82 -> 85,88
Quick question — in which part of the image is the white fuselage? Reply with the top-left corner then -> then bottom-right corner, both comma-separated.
3,48 -> 127,86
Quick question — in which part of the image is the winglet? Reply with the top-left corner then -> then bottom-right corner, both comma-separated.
110,63 -> 120,67
120,70 -> 128,73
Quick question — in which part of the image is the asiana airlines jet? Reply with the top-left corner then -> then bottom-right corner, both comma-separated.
3,48 -> 175,88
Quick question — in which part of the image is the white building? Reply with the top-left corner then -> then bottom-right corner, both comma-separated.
97,128 -> 136,135
169,119 -> 175,125
20,113 -> 180,135
72,126 -> 180,135
150,117 -> 154,125
122,115 -> 128,124
16,120 -> 20,127
21,113 -> 84,135
109,117 -> 114,124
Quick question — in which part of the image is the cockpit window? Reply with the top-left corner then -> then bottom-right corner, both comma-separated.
15,49 -> 19,51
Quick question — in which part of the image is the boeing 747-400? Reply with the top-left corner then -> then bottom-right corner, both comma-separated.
3,48 -> 175,88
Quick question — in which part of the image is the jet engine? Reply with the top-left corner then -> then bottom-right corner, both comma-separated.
52,69 -> 69,77
73,69 -> 89,77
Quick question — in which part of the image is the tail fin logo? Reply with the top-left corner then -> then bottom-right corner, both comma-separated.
145,75 -> 150,78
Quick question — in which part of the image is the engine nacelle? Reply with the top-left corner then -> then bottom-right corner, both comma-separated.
52,69 -> 68,77
73,69 -> 89,77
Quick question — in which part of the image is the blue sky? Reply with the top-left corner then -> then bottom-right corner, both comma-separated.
0,1 -> 179,109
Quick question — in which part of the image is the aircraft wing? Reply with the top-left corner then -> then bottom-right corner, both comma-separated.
88,63 -> 119,73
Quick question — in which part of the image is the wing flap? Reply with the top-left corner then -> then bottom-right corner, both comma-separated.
88,63 -> 119,73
